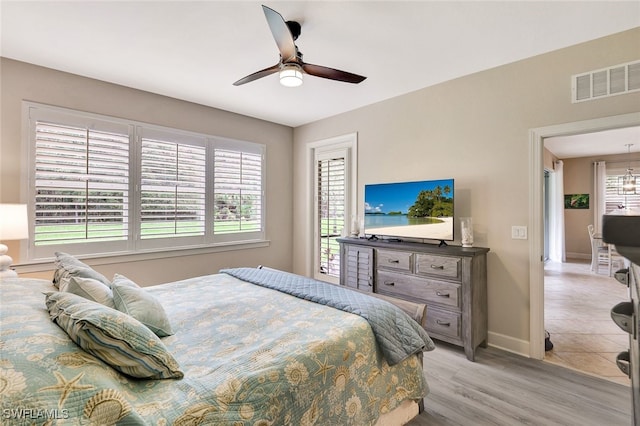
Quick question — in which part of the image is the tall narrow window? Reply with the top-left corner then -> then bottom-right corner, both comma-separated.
311,134 -> 357,284
34,121 -> 130,247
140,137 -> 206,240
316,156 -> 345,278
213,148 -> 263,235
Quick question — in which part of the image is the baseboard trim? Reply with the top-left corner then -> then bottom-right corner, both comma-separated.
487,331 -> 530,358
566,252 -> 590,260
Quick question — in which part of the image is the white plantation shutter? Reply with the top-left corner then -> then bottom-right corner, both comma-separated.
140,136 -> 206,240
213,146 -> 263,236
27,104 -> 266,260
316,156 -> 346,278
310,134 -> 356,284
34,120 -> 130,247
606,161 -> 640,212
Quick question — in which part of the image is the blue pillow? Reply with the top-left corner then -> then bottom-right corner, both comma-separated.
111,274 -> 174,337
45,291 -> 183,380
65,276 -> 115,308
53,252 -> 111,290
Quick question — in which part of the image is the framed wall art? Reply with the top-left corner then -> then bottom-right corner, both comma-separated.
564,193 -> 589,209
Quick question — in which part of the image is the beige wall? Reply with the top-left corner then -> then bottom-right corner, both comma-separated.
543,148 -> 558,171
292,28 -> 640,354
563,152 -> 640,258
0,58 -> 294,284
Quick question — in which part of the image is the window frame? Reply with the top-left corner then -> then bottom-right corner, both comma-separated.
315,152 -> 347,280
135,125 -> 209,251
605,160 -> 640,212
309,133 -> 357,284
24,102 -> 266,262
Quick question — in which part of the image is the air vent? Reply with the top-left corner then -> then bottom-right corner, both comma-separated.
572,60 -> 640,103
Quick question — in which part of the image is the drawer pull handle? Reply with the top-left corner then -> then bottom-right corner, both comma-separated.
436,320 -> 451,327
384,281 -> 395,286
436,291 -> 450,298
388,259 -> 400,264
430,265 -> 444,270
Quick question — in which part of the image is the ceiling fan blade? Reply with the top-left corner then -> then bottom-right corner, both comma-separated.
233,64 -> 280,86
302,63 -> 367,84
262,5 -> 297,62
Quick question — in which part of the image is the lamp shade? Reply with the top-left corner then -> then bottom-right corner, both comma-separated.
0,204 -> 29,241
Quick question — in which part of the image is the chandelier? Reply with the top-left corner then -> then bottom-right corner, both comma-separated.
619,143 -> 637,195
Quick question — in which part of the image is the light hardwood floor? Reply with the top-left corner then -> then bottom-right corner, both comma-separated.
407,343 -> 631,426
543,258 -> 631,385
406,258 -> 632,426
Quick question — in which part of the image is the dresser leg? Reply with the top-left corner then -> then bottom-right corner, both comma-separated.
465,346 -> 476,362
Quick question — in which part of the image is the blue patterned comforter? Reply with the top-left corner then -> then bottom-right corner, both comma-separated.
0,273 -> 430,425
221,267 -> 435,365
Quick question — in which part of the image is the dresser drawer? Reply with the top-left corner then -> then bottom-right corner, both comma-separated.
376,270 -> 460,308
416,254 -> 461,280
377,249 -> 412,272
426,308 -> 461,339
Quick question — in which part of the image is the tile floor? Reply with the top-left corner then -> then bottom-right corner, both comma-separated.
544,258 -> 631,385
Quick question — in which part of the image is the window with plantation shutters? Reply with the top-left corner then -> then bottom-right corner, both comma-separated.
34,119 -> 130,249
316,156 -> 345,278
213,146 -> 263,237
606,161 -> 640,213
26,103 -> 266,261
311,134 -> 357,284
140,134 -> 206,240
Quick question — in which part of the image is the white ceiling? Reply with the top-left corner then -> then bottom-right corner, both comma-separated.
545,126 -> 640,159
1,1 -> 639,131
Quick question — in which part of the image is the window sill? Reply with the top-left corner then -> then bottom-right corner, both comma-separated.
14,239 -> 271,274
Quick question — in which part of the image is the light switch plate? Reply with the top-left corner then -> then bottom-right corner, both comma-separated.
512,225 -> 528,239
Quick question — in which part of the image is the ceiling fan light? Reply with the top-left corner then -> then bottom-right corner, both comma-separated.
280,64 -> 303,87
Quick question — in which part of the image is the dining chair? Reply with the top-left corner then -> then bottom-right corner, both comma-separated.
609,245 -> 626,275
587,224 -> 611,275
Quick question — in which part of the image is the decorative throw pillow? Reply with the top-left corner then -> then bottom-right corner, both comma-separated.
53,252 -> 111,290
111,274 -> 174,337
65,276 -> 115,308
44,291 -> 183,380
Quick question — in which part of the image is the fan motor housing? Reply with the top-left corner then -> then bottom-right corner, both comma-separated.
286,21 -> 301,40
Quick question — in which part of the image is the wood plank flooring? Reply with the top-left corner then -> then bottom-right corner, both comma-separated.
407,343 -> 631,426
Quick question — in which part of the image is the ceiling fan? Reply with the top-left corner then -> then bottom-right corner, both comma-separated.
233,5 -> 367,87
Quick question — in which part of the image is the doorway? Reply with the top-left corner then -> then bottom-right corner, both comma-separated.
540,128 -> 640,381
529,112 -> 640,362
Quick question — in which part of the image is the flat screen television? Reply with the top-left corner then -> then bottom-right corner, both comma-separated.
364,178 -> 454,242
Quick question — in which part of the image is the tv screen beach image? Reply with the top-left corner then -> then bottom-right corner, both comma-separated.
364,179 -> 454,241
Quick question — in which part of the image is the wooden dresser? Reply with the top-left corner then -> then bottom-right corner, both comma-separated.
338,237 -> 489,361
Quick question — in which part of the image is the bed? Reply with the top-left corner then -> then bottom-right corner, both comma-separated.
0,256 -> 435,425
